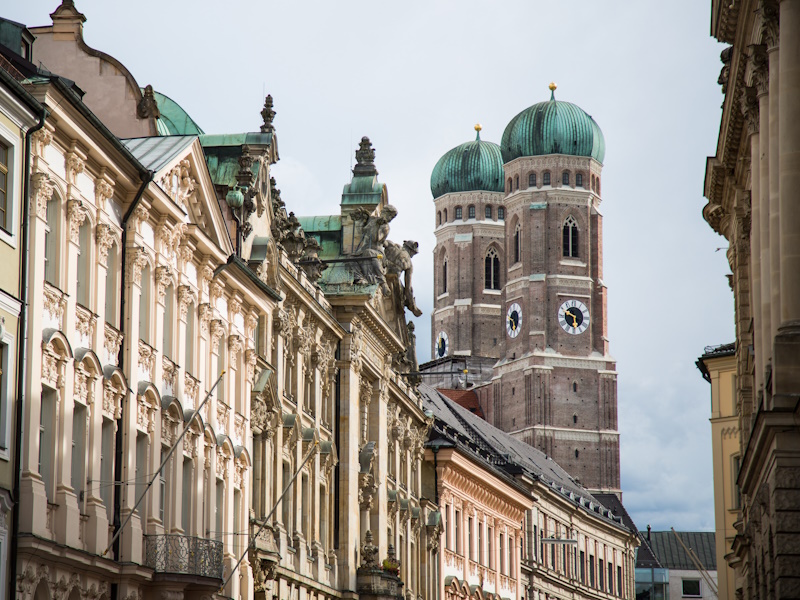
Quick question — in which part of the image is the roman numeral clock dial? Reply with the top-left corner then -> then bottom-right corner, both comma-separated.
558,300 -> 590,335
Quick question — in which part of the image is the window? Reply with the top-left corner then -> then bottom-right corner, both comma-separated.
444,208 -> 448,222
233,489 -> 241,554
163,284 -> 174,360
563,215 -> 579,258
442,260 -> 448,294
485,205 -> 492,219
514,175 -> 519,190
160,449 -> 167,523
100,419 -> 114,522
185,302 -> 195,375
562,171 -> 570,185
445,505 -> 450,550
576,173 -> 583,187
543,172 -> 551,186
134,433 -> 148,516
485,248 -> 501,290
71,403 -> 87,508
437,211 -> 441,225
498,207 -> 505,220
44,195 -> 60,286
507,178 -> 512,193
455,206 -> 462,220
468,517 -> 473,559
617,565 -> 623,597
76,221 -> 91,307
282,461 -> 293,533
599,558 -> 604,590
580,550 -> 586,583
514,224 -> 521,264
478,522 -> 483,564
733,455 -> 742,509
608,562 -> 614,595
0,142 -> 7,232
487,527 -> 493,568
589,555 -> 595,587
139,264 -> 151,344
182,457 -> 193,532
39,389 -> 56,501
320,489 -> 328,548
508,535 -> 514,575
454,510 -> 462,554
215,479 -> 224,540
499,534 -> 505,574
528,172 -> 536,187
302,473 -> 310,537
105,242 -> 119,325
468,205 -> 475,219
682,579 -> 701,597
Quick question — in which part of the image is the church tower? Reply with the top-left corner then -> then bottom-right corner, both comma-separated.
427,85 -> 620,495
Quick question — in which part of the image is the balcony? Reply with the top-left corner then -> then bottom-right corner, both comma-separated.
144,534 -> 223,580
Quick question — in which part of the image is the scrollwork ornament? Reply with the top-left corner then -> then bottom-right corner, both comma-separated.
155,265 -> 174,303
65,151 -> 85,186
31,127 -> 53,157
758,0 -> 779,49
210,319 -> 225,348
95,178 -> 114,208
178,285 -> 197,319
198,303 -> 212,336
67,199 -> 87,244
245,349 -> 257,384
96,223 -> 120,266
128,248 -> 149,286
31,171 -> 54,220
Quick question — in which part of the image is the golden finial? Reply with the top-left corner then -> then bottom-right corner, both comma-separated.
549,82 -> 557,91
474,123 -> 482,132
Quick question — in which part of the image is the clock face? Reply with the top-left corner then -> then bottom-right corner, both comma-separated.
558,300 -> 590,335
506,302 -> 522,338
435,331 -> 449,358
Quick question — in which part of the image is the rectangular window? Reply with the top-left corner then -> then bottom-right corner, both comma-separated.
682,579 -> 701,597
163,285 -> 173,360
44,199 -> 58,285
533,525 -> 538,562
580,550 -> 586,583
454,510 -> 461,554
468,205 -> 475,219
576,173 -> 583,187
445,505 -> 450,550
618,565 -> 623,597
468,517 -> 473,560
40,389 -> 55,501
499,533 -> 505,574
320,489 -> 327,549
498,207 -> 505,220
134,434 -> 148,517
478,522 -> 483,564
215,479 -> 224,541
733,455 -> 742,509
599,558 -> 604,590
487,527 -> 493,568
455,206 -> 462,220
543,172 -> 551,186
282,461 -> 293,535
589,555 -> 595,587
71,403 -> 87,509
0,142 -> 8,232
182,457 -> 192,533
562,171 -> 570,185
508,535 -> 513,575
302,473 -> 309,537
100,419 -> 114,522
185,302 -> 195,374
608,562 -> 614,595
485,205 -> 492,219
233,489 -> 241,554
105,243 -> 118,325
528,173 -> 536,187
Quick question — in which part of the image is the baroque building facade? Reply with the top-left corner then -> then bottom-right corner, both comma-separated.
7,3 -> 435,600
425,87 -> 620,496
702,0 -> 800,597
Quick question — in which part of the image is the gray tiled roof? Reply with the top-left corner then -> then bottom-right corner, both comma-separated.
121,135 -> 197,173
418,384 -> 629,532
648,531 -> 716,570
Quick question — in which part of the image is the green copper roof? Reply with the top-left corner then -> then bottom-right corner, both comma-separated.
147,90 -> 204,136
203,145 -> 261,188
342,174 -> 384,205
199,132 -> 273,148
501,90 -> 605,163
430,129 -> 504,198
297,215 -> 341,234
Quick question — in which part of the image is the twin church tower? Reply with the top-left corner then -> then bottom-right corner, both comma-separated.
424,85 -> 620,495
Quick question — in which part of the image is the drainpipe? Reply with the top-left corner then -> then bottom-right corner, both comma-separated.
10,103 -> 48,600
111,169 -> 153,564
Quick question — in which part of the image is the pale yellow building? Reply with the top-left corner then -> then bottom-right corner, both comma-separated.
697,343 -> 737,600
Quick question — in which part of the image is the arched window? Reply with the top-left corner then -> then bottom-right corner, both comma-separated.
543,172 -> 551,186
597,178 -> 601,195
576,173 -> 583,188
455,206 -> 462,220
514,175 -> 519,190
562,171 -> 570,186
591,175 -> 596,192
498,207 -> 505,221
507,178 -> 513,194
442,259 -> 448,294
514,224 -> 521,264
528,173 -> 536,188
468,205 -> 475,219
563,215 -> 579,258
485,248 -> 501,290
485,205 -> 492,219
44,193 -> 61,286
76,220 -> 91,307
139,264 -> 151,344
444,208 -> 448,222
437,211 -> 441,225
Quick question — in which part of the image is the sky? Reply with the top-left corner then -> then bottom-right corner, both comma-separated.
6,0 -> 734,532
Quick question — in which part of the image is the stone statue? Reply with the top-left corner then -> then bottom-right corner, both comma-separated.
351,204 -> 398,285
383,239 -> 423,317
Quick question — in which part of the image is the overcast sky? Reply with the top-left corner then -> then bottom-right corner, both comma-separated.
8,0 -> 733,533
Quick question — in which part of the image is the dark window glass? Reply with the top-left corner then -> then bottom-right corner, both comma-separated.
0,142 -> 8,231
514,175 -> 519,190
528,173 -> 536,187
485,205 -> 492,219
563,216 -> 579,258
514,227 -> 521,263
485,250 -> 501,290
442,261 -> 447,293
599,559 -> 604,590
562,171 -> 570,185
498,207 -> 505,220
543,172 -> 551,186
580,551 -> 586,583
444,209 -> 448,221
455,206 -> 462,219
576,173 -> 583,187
682,580 -> 701,597
468,205 -> 475,219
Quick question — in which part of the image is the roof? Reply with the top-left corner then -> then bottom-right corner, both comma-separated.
501,89 -> 605,164
430,130 -> 505,198
419,384 -> 629,532
695,341 -> 735,381
149,89 -> 204,136
121,135 -> 197,173
647,531 -> 716,571
437,388 -> 485,419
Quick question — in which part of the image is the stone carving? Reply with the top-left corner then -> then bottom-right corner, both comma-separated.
75,304 -> 96,344
298,235 -> 327,283
749,44 -> 769,96
717,46 -> 732,94
361,530 -> 379,568
31,172 -> 54,220
245,349 -> 257,385
740,86 -> 759,135
159,159 -> 197,210
65,151 -> 85,186
132,204 -> 149,232
96,223 -> 120,266
156,222 -> 185,259
228,334 -> 243,359
210,320 -> 226,348
350,204 -> 397,285
128,248 -> 149,286
31,127 -> 53,158
103,324 -> 124,366
137,84 -> 161,119
43,283 -> 67,330
155,266 -> 174,303
260,94 -> 276,133
95,178 -> 114,208
177,285 -> 196,319
383,239 -> 423,317
184,372 -> 199,408
67,199 -> 87,244
758,0 -> 779,49
198,303 -> 212,336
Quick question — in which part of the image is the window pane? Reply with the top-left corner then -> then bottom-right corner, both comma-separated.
493,256 -> 500,290
498,207 -> 505,220
468,206 -> 475,219
576,173 -> 583,187
485,205 -> 492,219
455,207 -> 462,219
563,171 -> 570,185
529,173 -> 536,187
543,172 -> 550,185
682,579 -> 701,596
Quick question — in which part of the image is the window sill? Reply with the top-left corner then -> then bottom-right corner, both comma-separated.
437,292 -> 449,301
483,289 -> 502,295
559,259 -> 587,268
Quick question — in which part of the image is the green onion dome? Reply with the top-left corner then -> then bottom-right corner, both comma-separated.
501,84 -> 605,164
430,124 -> 505,198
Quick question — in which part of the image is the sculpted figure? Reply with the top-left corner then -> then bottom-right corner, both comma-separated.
383,239 -> 423,317
351,204 -> 398,285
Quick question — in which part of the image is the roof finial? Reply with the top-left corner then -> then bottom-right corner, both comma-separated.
474,123 -> 482,140
549,81 -> 557,101
260,95 -> 276,133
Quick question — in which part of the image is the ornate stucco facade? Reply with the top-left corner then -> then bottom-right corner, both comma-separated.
6,4 -> 436,600
702,0 -> 800,596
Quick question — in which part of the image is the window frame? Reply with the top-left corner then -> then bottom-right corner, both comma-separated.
485,205 -> 492,220
682,579 -> 701,598
455,206 -> 462,220
563,215 -> 579,258
576,173 -> 583,188
485,248 -> 501,291
528,172 -> 536,187
0,120 -> 21,248
562,171 -> 570,186
543,172 -> 551,186
498,207 -> 505,221
468,205 -> 475,220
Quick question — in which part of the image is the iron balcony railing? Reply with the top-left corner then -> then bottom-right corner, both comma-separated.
144,534 -> 224,580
